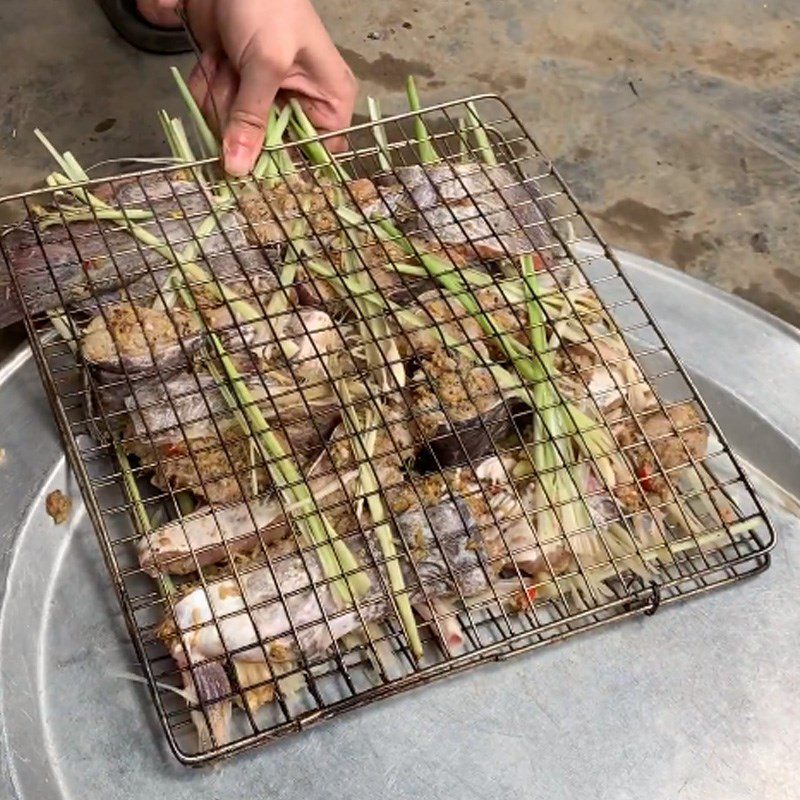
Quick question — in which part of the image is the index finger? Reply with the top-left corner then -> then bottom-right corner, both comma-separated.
222,57 -> 281,176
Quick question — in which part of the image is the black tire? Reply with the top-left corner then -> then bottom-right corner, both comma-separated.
97,0 -> 193,54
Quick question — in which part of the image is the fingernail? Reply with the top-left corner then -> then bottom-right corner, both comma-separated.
223,141 -> 253,177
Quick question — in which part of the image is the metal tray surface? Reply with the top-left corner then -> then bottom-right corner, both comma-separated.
0,248 -> 797,799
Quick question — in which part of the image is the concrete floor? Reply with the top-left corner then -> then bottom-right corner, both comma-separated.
1,0 -> 799,324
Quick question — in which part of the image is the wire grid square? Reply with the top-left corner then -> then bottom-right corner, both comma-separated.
0,94 -> 774,764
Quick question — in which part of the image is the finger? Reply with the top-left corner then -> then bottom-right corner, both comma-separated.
292,96 -> 352,153
187,49 -> 221,113
223,55 -> 281,176
136,0 -> 181,27
181,0 -> 216,48
284,50 -> 358,134
201,60 -> 239,137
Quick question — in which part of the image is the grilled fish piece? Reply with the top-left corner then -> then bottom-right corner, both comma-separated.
136,450 -> 386,575
409,347 -> 529,471
364,162 -> 556,263
0,174 -> 279,328
164,495 -> 495,744
81,303 -> 204,374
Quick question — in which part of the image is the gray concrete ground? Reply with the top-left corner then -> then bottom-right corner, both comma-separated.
0,0 -> 798,323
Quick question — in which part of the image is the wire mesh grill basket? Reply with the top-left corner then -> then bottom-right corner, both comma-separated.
0,94 -> 774,765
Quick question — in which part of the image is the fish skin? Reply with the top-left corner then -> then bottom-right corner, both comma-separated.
171,497 -> 492,665
413,399 -> 531,472
124,372 -> 230,443
376,162 -> 556,262
81,305 -> 206,375
0,220 -> 166,328
0,175 -> 279,329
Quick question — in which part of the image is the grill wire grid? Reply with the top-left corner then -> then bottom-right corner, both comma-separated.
0,95 -> 774,765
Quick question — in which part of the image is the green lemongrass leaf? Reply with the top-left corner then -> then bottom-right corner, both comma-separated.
116,445 -> 175,596
337,380 -> 422,658
159,110 -> 181,159
34,129 -> 74,178
288,99 -> 350,181
367,96 -> 392,173
255,104 -> 293,180
171,66 -> 218,156
458,117 -> 470,163
466,101 -> 498,167
170,117 -> 196,163
406,75 -> 438,165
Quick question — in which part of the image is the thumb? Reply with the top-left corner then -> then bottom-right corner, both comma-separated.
222,57 -> 280,176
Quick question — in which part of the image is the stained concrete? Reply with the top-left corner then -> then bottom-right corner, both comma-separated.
0,0 -> 798,325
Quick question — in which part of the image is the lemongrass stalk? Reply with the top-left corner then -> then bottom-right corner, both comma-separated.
178,285 -> 368,602
47,310 -> 78,353
289,99 -> 350,181
171,66 -> 218,156
35,129 -> 76,179
458,117 -> 470,163
159,110 -> 181,159
36,207 -> 153,229
406,75 -> 438,165
116,445 -> 175,596
367,96 -> 392,173
63,151 -> 89,181
255,104 -> 293,181
170,117 -> 196,163
337,381 -> 423,658
38,143 -> 263,354
304,257 -> 525,396
177,491 -> 196,516
466,101 -> 498,167
341,242 -> 405,390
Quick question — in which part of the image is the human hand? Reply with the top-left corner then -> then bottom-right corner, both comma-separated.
138,0 -> 357,176
136,0 -> 181,27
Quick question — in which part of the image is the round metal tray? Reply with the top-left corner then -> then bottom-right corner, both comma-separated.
0,248 -> 797,799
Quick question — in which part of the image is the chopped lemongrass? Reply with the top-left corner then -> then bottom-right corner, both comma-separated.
337,378 -> 422,659
458,117 -> 470,163
255,104 -> 293,181
116,445 -> 175,596
367,96 -> 392,173
466,101 -> 498,167
178,281 -> 369,604
176,491 -> 196,517
406,75 -> 438,165
170,66 -> 218,156
288,99 -> 350,181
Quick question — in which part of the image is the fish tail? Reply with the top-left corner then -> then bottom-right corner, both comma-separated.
185,660 -> 233,750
